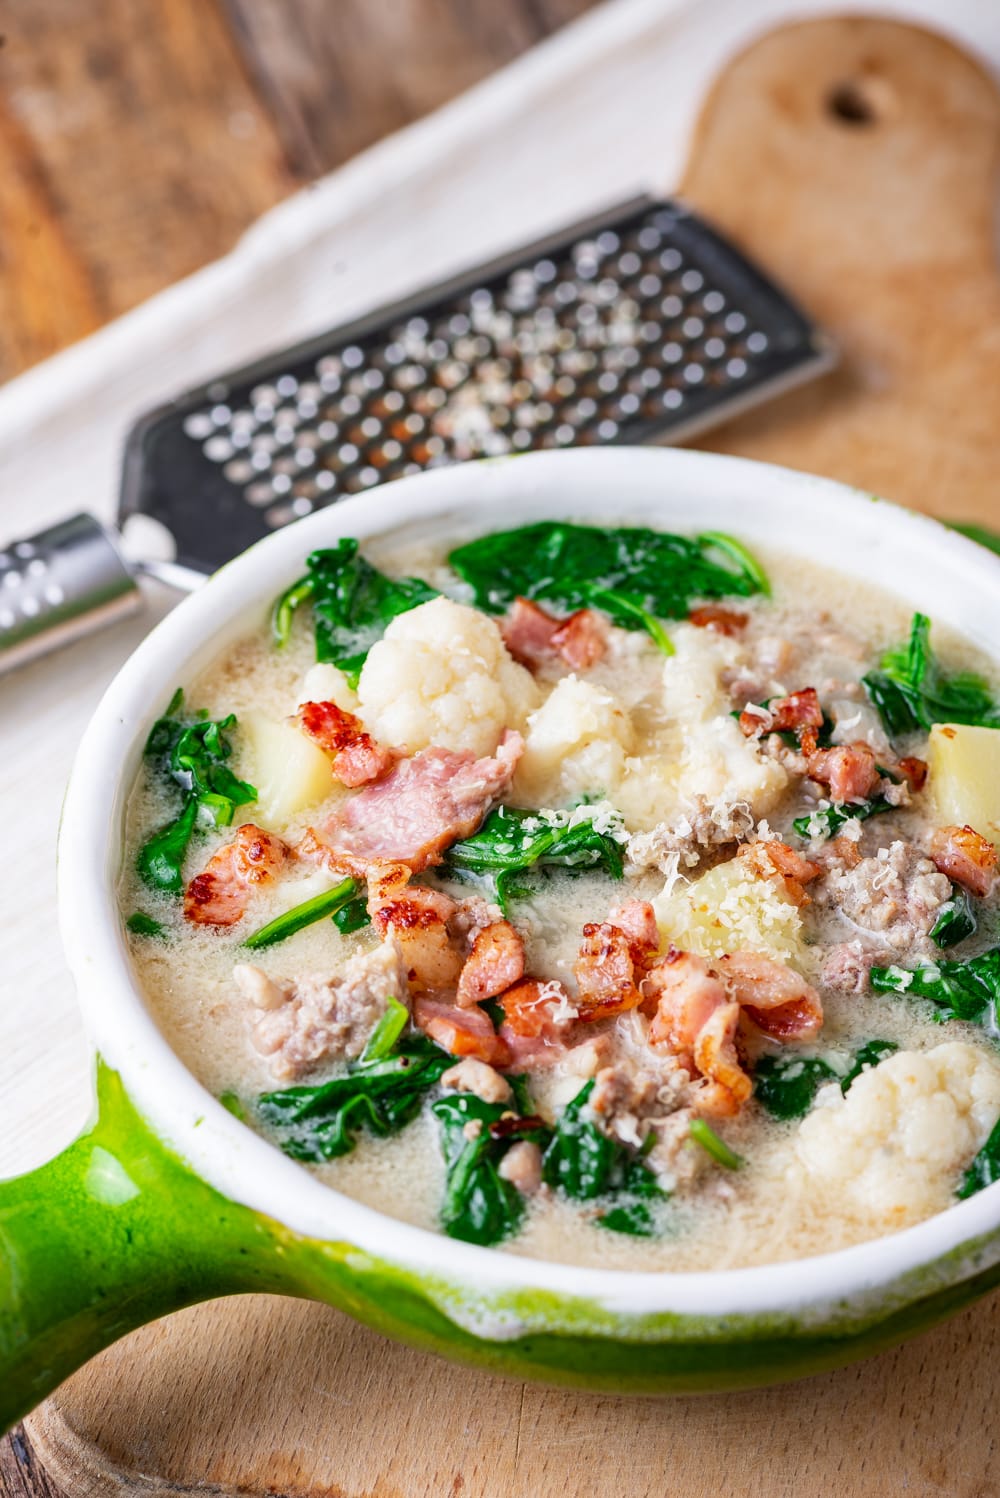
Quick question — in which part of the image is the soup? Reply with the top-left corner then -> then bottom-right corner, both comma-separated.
120,519 -> 1000,1270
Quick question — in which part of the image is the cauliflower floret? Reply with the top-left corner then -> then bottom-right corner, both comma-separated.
795,1042 -> 1000,1225
296,662 -> 359,713
652,855 -> 805,964
662,623 -> 745,724
356,597 -> 538,756
514,675 -> 634,803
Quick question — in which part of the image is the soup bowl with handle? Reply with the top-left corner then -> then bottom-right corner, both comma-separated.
5,445 -> 1000,1429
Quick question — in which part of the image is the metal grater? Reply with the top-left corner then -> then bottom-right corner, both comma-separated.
0,195 -> 834,673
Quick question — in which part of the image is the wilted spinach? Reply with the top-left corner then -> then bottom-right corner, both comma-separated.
957,1115 -> 1000,1199
243,877 -> 360,950
863,612 -> 1000,738
138,691 -> 256,893
258,1014 -> 451,1162
272,540 -> 438,686
448,522 -> 768,653
445,804 -> 625,913
871,947 -> 1000,1032
792,796 -> 893,841
431,1093 -> 539,1247
125,911 -> 166,939
754,1040 -> 899,1120
332,895 -> 372,935
930,888 -> 978,950
541,1081 -> 665,1236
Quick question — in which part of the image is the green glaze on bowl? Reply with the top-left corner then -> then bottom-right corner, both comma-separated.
4,1061 -> 1000,1429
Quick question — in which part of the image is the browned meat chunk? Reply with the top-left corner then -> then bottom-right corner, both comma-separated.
235,937 -> 408,1080
185,824 -> 289,927
412,997 -> 510,1067
440,1057 -> 513,1105
455,920 -> 525,1008
501,597 -> 606,671
574,922 -> 642,1020
931,824 -> 997,898
688,605 -> 748,636
806,742 -> 879,804
821,839 -> 952,956
297,700 -> 394,787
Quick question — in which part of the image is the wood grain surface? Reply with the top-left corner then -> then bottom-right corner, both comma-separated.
8,8 -> 1000,1497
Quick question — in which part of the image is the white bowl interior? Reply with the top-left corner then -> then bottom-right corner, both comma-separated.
57,447 -> 1000,1322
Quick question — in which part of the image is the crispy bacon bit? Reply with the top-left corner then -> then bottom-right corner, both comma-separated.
455,920 -> 525,1008
930,825 -> 998,898
806,741 -> 879,804
184,824 -> 288,927
644,949 -> 751,1108
366,862 -> 462,993
897,756 -> 928,793
498,978 -> 575,1039
315,731 -> 522,873
739,840 -> 821,908
688,605 -> 748,637
607,899 -> 660,970
715,951 -> 823,1041
297,700 -> 394,787
574,922 -> 642,1020
413,997 -> 511,1067
739,687 -> 823,741
828,835 -> 862,870
501,596 -> 606,671
550,609 -> 607,670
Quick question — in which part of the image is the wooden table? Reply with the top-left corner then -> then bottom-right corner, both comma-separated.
0,1 -> 597,1488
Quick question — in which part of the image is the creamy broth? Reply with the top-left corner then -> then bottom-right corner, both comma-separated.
120,525 -> 1000,1270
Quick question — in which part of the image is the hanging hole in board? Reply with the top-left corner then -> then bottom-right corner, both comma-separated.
826,75 -> 894,127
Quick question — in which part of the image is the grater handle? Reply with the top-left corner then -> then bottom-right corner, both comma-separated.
0,513 -> 143,678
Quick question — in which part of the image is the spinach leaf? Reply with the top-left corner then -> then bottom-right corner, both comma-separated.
792,796 -> 893,841
688,1119 -> 743,1170
871,947 -> 1000,1031
138,693 -> 257,893
930,888 -> 978,950
447,522 -> 768,650
541,1081 -> 665,1234
863,612 -> 1000,737
273,541 -> 438,687
258,1031 -> 451,1162
360,996 -> 409,1063
957,1115 -> 1000,1199
332,896 -> 372,935
753,1054 -> 837,1119
243,877 -> 359,950
125,911 -> 166,938
445,804 -> 625,914
432,1093 -> 528,1247
755,1041 -> 899,1119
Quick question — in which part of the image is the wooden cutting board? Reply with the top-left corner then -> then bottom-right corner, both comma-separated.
24,16 -> 1000,1496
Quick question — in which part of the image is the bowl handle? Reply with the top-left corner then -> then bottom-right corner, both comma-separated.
0,1061 -> 288,1431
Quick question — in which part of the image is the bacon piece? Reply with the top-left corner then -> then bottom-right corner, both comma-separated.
184,824 -> 288,927
806,741 -> 879,804
499,977 -> 576,1039
739,687 -> 823,741
297,700 -> 394,787
897,756 -> 928,793
455,920 -> 525,1008
607,899 -> 660,970
550,610 -> 607,670
739,840 -> 821,908
413,998 -> 511,1067
501,597 -> 606,671
574,922 -> 642,1021
315,731 -> 522,873
715,951 -> 823,1042
366,862 -> 462,993
930,825 -> 998,898
688,605 -> 748,637
645,949 -> 751,1107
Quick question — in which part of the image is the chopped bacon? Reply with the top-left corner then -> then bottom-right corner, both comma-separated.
827,835 -> 862,870
607,899 -> 660,970
644,949 -> 751,1108
501,597 -> 606,671
413,998 -> 511,1067
455,920 -> 525,1008
574,922 -> 642,1020
715,951 -> 823,1042
739,840 -> 821,908
366,862 -> 462,993
930,825 -> 998,898
297,700 -> 393,787
897,756 -> 928,793
688,605 -> 748,637
806,741 -> 879,804
314,731 -> 522,873
550,609 -> 607,670
184,824 -> 288,927
739,687 -> 823,741
498,978 -> 575,1039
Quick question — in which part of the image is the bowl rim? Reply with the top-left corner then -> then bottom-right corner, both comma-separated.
57,445 -> 1000,1322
